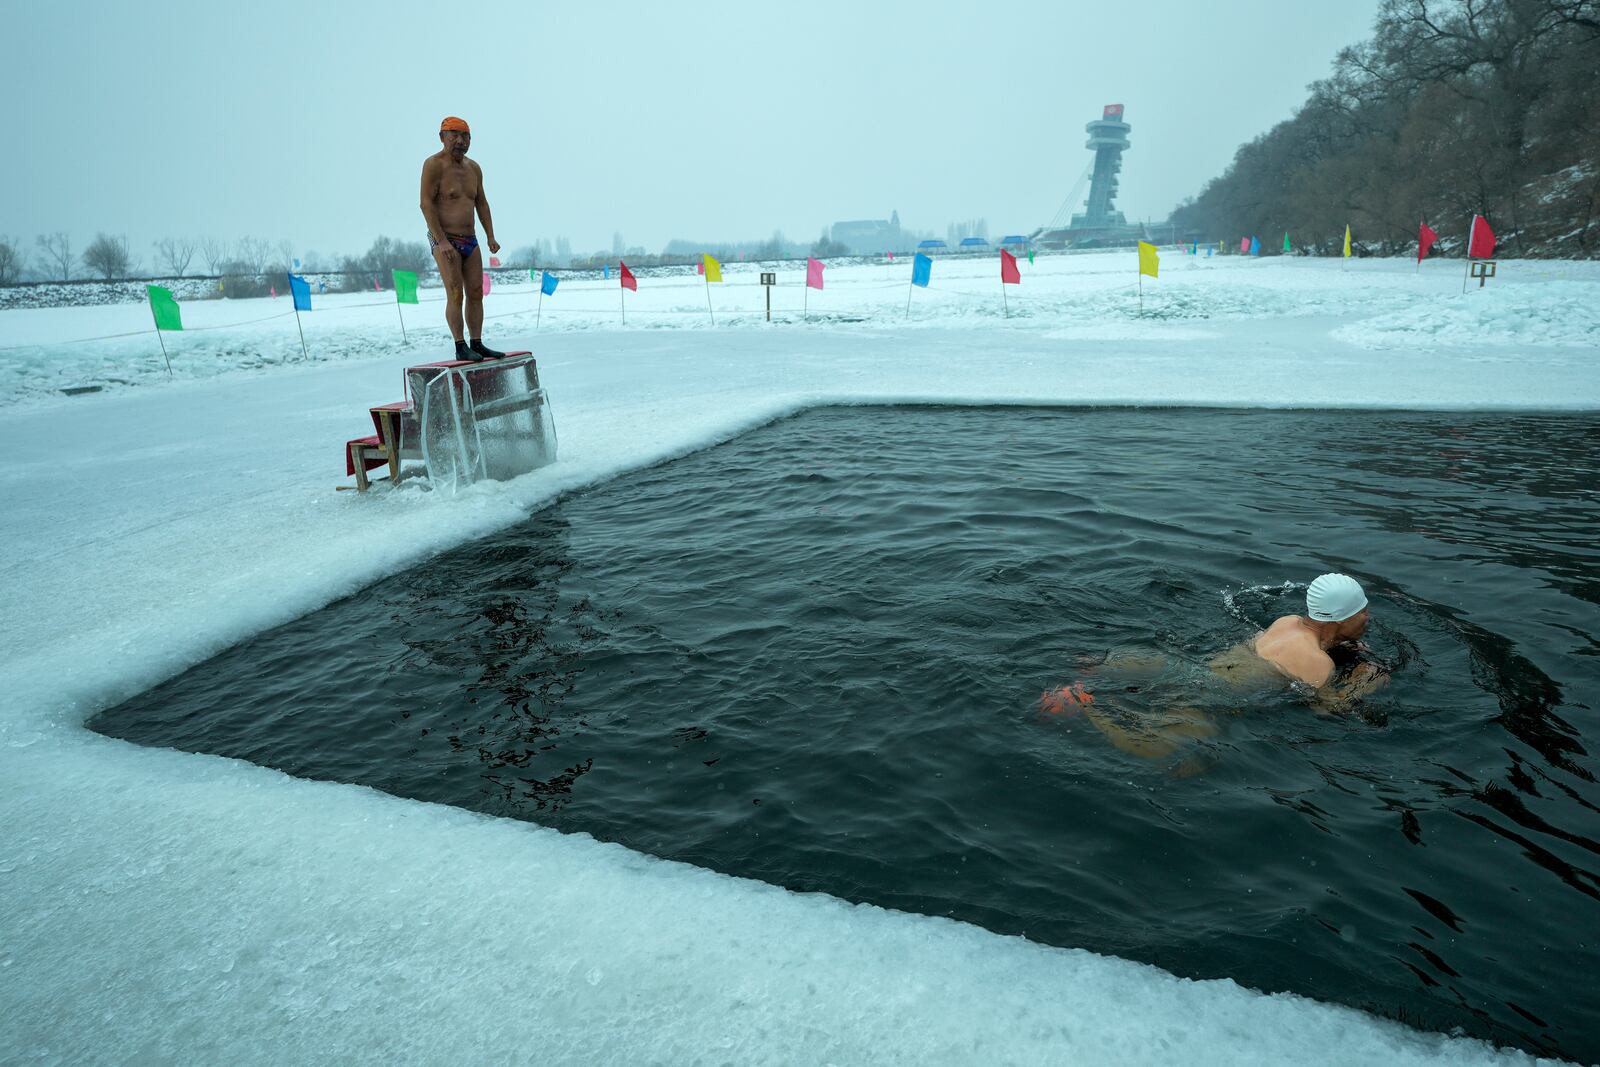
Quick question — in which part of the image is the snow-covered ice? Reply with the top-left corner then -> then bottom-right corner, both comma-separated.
1,251 -> 1594,1065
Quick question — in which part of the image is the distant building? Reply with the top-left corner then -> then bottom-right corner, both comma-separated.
831,211 -> 903,254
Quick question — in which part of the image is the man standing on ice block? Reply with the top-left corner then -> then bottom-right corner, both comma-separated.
420,116 -> 504,362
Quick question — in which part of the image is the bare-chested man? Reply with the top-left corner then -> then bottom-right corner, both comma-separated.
420,116 -> 504,362
1047,573 -> 1390,765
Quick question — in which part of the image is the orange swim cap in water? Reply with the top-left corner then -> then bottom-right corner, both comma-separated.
440,116 -> 470,133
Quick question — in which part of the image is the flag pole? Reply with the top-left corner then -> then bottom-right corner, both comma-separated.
1462,219 -> 1472,293
704,275 -> 715,326
395,299 -> 407,344
803,283 -> 808,323
537,288 -> 543,330
148,304 -> 172,376
293,305 -> 308,361
1002,279 -> 1009,319
905,278 -> 913,319
1138,272 -> 1143,315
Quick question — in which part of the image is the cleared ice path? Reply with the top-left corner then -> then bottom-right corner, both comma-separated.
2,310 -> 1594,1064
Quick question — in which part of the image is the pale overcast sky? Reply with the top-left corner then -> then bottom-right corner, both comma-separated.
7,0 -> 1380,261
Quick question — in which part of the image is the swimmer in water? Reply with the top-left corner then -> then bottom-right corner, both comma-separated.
1043,573 -> 1390,766
1210,573 -> 1389,709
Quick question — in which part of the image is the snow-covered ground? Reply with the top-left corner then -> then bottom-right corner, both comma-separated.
1,251 -> 1595,1065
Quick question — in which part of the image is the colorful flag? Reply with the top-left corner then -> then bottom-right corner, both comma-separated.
887,252 -> 895,261
1000,249 -> 1021,284
482,273 -> 492,296
604,264 -> 610,280
1343,225 -> 1352,258
1468,214 -> 1496,259
619,261 -> 637,291
1418,220 -> 1438,264
292,258 -> 300,269
489,255 -> 501,267
1027,249 -> 1035,265
697,260 -> 704,275
392,269 -> 418,304
1282,232 -> 1291,253
702,254 -> 722,283
911,253 -> 932,288
1250,236 -> 1261,256
1240,237 -> 1250,253
541,270 -> 559,296
146,285 -> 182,331
1137,241 -> 1159,278
270,285 -> 277,299
806,257 -> 824,290
288,273 -> 311,311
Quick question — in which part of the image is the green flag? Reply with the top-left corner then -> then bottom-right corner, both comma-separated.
1027,248 -> 1035,265
1282,232 -> 1291,253
392,269 -> 419,305
147,285 -> 182,331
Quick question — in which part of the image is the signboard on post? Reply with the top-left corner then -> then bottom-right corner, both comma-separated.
1469,260 -> 1497,288
760,272 -> 776,321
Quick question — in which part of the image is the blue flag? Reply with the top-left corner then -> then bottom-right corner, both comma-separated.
604,264 -> 610,280
288,273 -> 312,311
541,271 -> 559,296
292,258 -> 301,270
1250,236 -> 1261,256
912,253 -> 933,288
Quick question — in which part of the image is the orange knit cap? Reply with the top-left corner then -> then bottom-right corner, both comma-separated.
440,116 -> 470,133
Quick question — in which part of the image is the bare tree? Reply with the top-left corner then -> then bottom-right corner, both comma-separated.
82,233 -> 134,280
235,236 -> 270,275
154,237 -> 196,277
275,239 -> 296,270
0,235 -> 23,285
198,236 -> 229,275
35,232 -> 72,281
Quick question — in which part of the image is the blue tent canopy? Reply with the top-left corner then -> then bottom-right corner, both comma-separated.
958,237 -> 989,247
999,235 -> 1030,244
916,239 -> 948,249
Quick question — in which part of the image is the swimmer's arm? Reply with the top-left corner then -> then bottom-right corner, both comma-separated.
1312,662 -> 1390,714
473,161 -> 499,253
420,157 -> 448,245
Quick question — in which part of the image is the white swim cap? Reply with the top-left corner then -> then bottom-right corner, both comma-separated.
1306,573 -> 1368,622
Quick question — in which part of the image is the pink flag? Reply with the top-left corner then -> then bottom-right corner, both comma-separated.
483,273 -> 492,296
806,257 -> 824,290
1240,237 -> 1250,253
697,260 -> 704,275
1467,214 -> 1496,259
270,285 -> 277,299
1000,249 -> 1021,285
374,278 -> 381,291
887,252 -> 895,261
1417,220 -> 1438,264
489,255 -> 501,267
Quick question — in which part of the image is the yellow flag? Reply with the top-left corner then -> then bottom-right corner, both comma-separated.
1137,241 -> 1159,278
1343,225 -> 1352,258
702,253 -> 722,283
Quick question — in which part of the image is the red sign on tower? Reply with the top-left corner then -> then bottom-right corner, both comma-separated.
1103,104 -> 1124,119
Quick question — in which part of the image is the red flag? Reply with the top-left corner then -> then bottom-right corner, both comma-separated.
1417,220 -> 1438,264
1467,215 -> 1496,259
619,261 -> 637,291
1000,249 -> 1021,284
696,260 -> 704,275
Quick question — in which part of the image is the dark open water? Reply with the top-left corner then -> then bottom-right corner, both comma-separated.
93,407 -> 1600,1061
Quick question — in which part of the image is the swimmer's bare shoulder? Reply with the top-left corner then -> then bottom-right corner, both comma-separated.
1219,617 -> 1334,688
